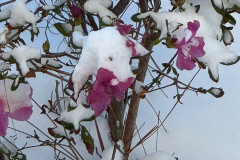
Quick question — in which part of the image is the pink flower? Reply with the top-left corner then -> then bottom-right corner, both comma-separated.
86,68 -> 133,116
116,20 -> 132,36
0,79 -> 33,136
71,5 -> 83,19
116,20 -> 138,57
175,20 -> 205,70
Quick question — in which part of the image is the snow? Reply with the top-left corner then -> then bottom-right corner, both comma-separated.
0,136 -> 18,159
138,11 -> 239,82
134,80 -> 145,95
223,29 -> 233,45
0,8 -> 11,21
41,58 -> 62,68
72,27 -> 147,98
101,140 -> 124,160
0,62 -> 10,72
10,0 -> 38,33
141,151 -> 176,160
7,45 -> 41,76
84,0 -> 116,24
58,103 -> 95,130
72,31 -> 84,47
42,5 -> 55,10
0,28 -> 8,44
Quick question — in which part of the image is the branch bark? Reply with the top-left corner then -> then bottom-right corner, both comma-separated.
123,0 -> 162,158
111,0 -> 131,16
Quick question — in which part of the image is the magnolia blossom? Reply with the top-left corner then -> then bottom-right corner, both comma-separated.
0,79 -> 33,136
175,20 -> 205,70
87,68 -> 133,116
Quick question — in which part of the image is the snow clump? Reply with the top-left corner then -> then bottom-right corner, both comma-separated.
84,0 -> 116,24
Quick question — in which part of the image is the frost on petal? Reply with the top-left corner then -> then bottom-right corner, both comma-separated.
9,45 -> 41,76
176,50 -> 196,70
8,107 -> 32,121
87,68 -> 133,116
0,112 -> 9,136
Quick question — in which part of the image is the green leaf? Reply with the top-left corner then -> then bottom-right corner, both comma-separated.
211,0 -> 225,14
194,5 -> 200,13
48,127 -> 65,138
43,40 -> 50,53
131,13 -> 142,22
162,63 -> 170,68
54,23 -> 71,37
11,76 -> 25,91
151,38 -> 162,46
81,125 -> 94,155
223,13 -> 236,25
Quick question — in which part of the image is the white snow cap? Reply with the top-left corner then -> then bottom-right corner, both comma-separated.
138,11 -> 239,82
84,0 -> 116,24
9,45 -> 41,76
141,151 -> 176,160
58,103 -> 95,130
9,0 -> 38,33
72,27 -> 148,98
72,31 -> 85,47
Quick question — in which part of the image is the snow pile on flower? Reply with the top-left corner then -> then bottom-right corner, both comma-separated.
72,26 -> 148,116
84,0 -> 116,24
0,79 -> 33,136
174,20 -> 205,70
0,0 -> 38,33
138,11 -> 239,82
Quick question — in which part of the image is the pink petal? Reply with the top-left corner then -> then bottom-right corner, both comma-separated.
190,37 -> 206,57
8,107 -> 33,121
187,20 -> 200,40
111,77 -> 134,101
87,68 -> 133,116
0,79 -> 33,113
0,112 -> 9,136
87,85 -> 111,116
71,5 -> 83,18
116,21 -> 132,36
176,50 -> 196,70
0,98 -> 4,111
126,40 -> 137,56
